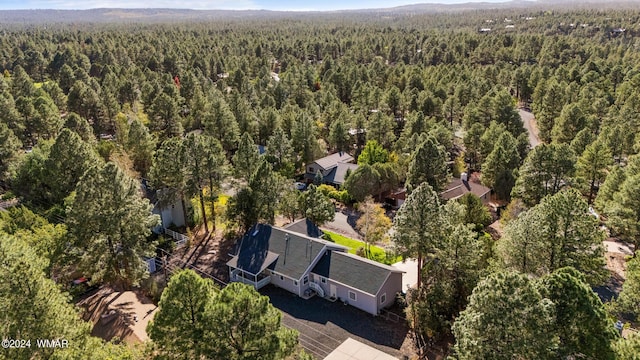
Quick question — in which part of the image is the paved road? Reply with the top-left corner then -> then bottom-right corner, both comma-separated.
519,109 -> 541,148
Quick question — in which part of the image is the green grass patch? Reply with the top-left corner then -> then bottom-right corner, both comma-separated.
190,193 -> 231,232
322,230 -> 401,265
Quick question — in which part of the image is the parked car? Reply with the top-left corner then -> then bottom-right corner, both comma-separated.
294,182 -> 307,191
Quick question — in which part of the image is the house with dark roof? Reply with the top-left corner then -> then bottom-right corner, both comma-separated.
440,173 -> 492,204
304,152 -> 358,187
227,223 -> 404,315
283,218 -> 324,238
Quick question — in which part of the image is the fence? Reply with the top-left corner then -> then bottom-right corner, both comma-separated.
164,228 -> 189,246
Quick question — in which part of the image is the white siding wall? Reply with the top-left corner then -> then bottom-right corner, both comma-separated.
270,272 -> 300,295
327,279 -> 377,315
377,272 -> 403,310
160,201 -> 185,228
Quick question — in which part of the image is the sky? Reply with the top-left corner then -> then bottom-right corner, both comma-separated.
0,0 -> 515,11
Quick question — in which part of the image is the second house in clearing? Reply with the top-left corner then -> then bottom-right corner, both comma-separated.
227,223 -> 403,316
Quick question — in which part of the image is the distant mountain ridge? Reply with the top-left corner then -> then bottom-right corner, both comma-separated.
1,1 -> 640,24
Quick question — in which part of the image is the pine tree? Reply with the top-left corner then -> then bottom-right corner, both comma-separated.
538,267 -> 616,360
481,132 -> 520,200
233,132 -> 261,182
329,116 -> 351,153
452,272 -> 556,360
392,183 -> 445,289
43,128 -> 99,206
511,143 -> 575,206
298,184 -> 335,227
68,163 -> 160,288
576,139 -> 613,204
498,189 -> 607,284
0,122 -> 21,185
406,136 -> 449,194
147,269 -> 217,359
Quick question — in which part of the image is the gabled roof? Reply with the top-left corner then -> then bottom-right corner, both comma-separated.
324,162 -> 359,185
227,224 -> 347,280
312,152 -> 354,171
311,251 -> 404,296
441,178 -> 491,201
283,218 -> 324,238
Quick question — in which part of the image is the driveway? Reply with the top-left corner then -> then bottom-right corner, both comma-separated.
261,285 -> 409,359
323,209 -> 361,239
519,109 -> 541,148
392,259 -> 418,292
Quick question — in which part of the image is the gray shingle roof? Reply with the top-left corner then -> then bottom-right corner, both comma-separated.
283,218 -> 324,238
324,163 -> 359,185
227,224 -> 345,280
313,152 -> 354,171
311,251 -> 403,296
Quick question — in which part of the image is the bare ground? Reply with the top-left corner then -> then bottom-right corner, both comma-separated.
77,287 -> 157,344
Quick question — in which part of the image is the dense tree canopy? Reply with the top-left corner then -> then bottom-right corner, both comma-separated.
3,5 -> 640,358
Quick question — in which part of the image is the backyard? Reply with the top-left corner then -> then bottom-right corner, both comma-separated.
322,230 -> 401,265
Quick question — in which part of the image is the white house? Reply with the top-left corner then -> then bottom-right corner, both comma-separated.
227,223 -> 404,316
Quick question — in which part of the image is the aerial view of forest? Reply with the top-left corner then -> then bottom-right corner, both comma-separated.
1,1 -> 640,359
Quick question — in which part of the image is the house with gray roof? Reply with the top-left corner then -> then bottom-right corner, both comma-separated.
227,223 -> 404,315
440,173 -> 491,204
304,152 -> 358,186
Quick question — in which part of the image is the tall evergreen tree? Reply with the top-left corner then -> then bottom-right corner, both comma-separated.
392,183 -> 445,289
537,267 -> 616,360
126,117 -> 156,176
43,128 -> 99,206
149,137 -> 189,225
482,132 -> 520,200
406,136 -> 449,194
452,272 -> 556,360
298,184 -> 335,227
233,132 -> 261,182
148,269 -> 217,359
204,94 -> 240,154
576,139 -> 612,204
498,189 -> 607,284
67,162 -> 160,288
511,143 -> 576,206
329,115 -> 351,153
0,122 -> 21,185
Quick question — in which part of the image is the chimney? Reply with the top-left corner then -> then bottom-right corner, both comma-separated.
284,233 -> 290,265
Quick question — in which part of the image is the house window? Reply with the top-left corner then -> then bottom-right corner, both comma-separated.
349,291 -> 356,301
303,276 -> 309,285
309,166 -> 315,173
279,275 -> 284,281
294,280 -> 298,286
320,277 -> 326,284
380,293 -> 386,304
